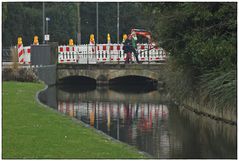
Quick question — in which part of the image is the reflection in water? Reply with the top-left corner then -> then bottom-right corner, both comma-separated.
39,85 -> 237,159
57,100 -> 171,157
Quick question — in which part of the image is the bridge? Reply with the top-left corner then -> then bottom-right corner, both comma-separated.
16,43 -> 168,87
57,63 -> 166,86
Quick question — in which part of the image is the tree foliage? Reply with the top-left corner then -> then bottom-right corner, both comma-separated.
143,2 -> 237,108
144,3 -> 236,71
3,2 -> 149,47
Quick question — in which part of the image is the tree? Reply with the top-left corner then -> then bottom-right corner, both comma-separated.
143,2 -> 237,108
2,2 -> 150,46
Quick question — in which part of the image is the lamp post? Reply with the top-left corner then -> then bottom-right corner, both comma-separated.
46,17 -> 50,34
42,2 -> 45,44
96,2 -> 98,44
45,17 -> 50,42
77,3 -> 81,44
117,2 -> 119,44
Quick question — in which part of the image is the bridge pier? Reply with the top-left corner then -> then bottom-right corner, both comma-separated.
96,74 -> 109,86
96,80 -> 109,86
157,80 -> 165,90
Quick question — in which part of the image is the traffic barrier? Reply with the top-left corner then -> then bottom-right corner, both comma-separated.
17,35 -> 167,65
95,44 -> 126,62
17,37 -> 24,64
88,44 -> 97,64
77,44 -> 87,64
58,45 -> 77,63
97,44 -> 109,62
137,44 -> 148,61
110,44 -> 124,62
57,43 -> 168,64
24,46 -> 31,64
17,37 -> 32,64
17,44 -> 31,64
18,44 -> 24,64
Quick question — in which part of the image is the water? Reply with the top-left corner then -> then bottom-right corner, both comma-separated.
38,85 -> 237,159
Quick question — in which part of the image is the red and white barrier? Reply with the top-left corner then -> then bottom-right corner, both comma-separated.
77,44 -> 88,64
17,44 -> 31,64
58,45 -> 97,64
17,43 -> 167,64
58,46 -> 77,63
58,44 -> 167,64
97,44 -> 110,62
96,44 -> 125,62
24,46 -> 31,64
18,44 -> 24,63
88,45 -> 97,64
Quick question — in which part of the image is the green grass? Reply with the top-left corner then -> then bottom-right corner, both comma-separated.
2,81 -> 146,159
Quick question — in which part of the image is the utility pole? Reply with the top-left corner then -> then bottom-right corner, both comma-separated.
117,2 -> 119,44
42,2 -> 45,44
96,2 -> 98,44
77,3 -> 81,44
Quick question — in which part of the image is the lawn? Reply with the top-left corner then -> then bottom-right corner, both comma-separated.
2,81 -> 146,159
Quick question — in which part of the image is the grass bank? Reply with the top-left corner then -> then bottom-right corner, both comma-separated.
2,81 -> 146,159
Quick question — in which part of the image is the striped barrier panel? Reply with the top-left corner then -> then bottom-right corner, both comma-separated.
96,44 -> 110,62
18,44 -> 24,64
137,45 -> 166,62
88,45 -> 97,64
18,44 -> 31,64
58,46 -> 63,63
77,44 -> 88,64
58,46 -> 77,63
24,46 -> 31,64
58,45 -> 97,64
97,44 -> 129,62
147,47 -> 164,61
96,44 -> 126,62
137,44 -> 149,61
111,44 -> 123,62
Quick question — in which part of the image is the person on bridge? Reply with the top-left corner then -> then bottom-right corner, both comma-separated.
122,34 -> 127,43
123,35 -> 132,64
131,31 -> 140,64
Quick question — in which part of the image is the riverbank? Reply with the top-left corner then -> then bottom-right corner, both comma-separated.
162,62 -> 236,125
2,81 -> 146,159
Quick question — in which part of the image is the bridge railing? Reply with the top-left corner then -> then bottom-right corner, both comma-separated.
58,44 -> 167,64
17,44 -> 167,64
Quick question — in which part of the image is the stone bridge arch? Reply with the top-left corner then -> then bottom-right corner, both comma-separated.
108,70 -> 160,81
57,69 -> 98,81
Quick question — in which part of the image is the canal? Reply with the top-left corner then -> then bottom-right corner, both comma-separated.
38,77 -> 236,159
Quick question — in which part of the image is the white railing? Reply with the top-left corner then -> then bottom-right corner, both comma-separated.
58,44 -> 167,64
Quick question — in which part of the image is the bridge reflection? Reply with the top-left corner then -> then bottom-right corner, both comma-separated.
57,100 -> 173,157
58,101 -> 169,141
